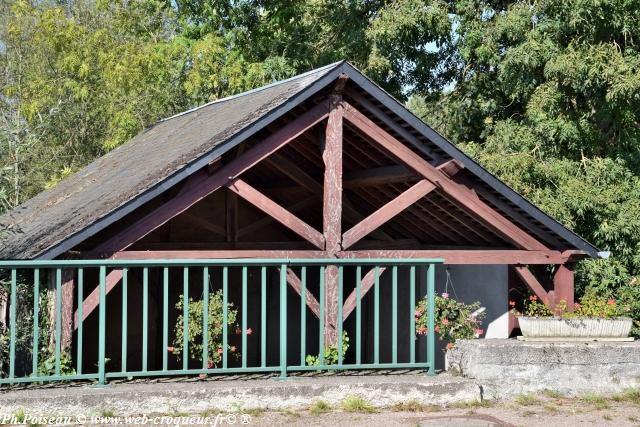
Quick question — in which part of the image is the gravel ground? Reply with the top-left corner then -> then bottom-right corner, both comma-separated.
244,391 -> 640,427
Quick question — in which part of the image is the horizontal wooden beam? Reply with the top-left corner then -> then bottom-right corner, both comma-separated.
342,179 -> 436,249
337,250 -> 584,264
225,179 -> 325,249
109,249 -> 585,263
93,101 -> 330,256
343,101 -> 548,251
111,250 -> 328,259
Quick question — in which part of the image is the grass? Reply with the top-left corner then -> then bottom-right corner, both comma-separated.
99,409 -> 116,418
603,414 -> 613,421
521,410 -> 536,417
13,409 -> 26,423
579,393 -> 610,410
389,400 -> 440,413
451,399 -> 492,409
341,395 -> 378,413
308,400 -> 332,415
514,394 -> 540,406
243,407 -> 267,417
543,403 -> 560,413
278,409 -> 301,418
628,415 -> 639,422
612,388 -> 640,404
542,389 -> 564,399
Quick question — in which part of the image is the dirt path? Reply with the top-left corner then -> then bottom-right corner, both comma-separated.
249,392 -> 640,426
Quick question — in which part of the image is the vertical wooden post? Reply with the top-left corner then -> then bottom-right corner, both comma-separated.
226,190 -> 238,247
553,264 -> 575,311
322,76 -> 347,346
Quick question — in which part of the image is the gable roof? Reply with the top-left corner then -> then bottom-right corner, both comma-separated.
0,61 -> 602,259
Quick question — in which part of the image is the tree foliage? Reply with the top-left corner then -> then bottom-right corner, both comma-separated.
1,0 -> 639,324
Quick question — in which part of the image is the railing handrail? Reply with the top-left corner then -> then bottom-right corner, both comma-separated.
0,258 -> 444,268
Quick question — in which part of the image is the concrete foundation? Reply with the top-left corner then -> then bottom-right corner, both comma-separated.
446,339 -> 640,395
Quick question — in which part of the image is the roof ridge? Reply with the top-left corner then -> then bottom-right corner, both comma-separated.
160,61 -> 345,123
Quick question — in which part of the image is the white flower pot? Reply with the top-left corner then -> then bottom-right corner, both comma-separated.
518,317 -> 633,338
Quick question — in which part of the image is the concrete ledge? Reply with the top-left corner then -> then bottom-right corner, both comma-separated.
0,374 -> 482,416
446,338 -> 640,395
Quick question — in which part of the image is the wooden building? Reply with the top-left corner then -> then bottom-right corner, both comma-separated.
0,62 -> 602,377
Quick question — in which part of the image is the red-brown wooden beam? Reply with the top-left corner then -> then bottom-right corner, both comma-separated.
553,264 -> 575,311
337,250 -> 584,264
74,269 -> 122,329
322,78 -> 346,346
111,250 -> 327,259
513,266 -> 551,304
92,100 -> 330,257
109,249 -> 584,264
342,102 -> 548,251
281,268 -> 322,321
342,179 -> 436,249
225,179 -> 324,249
237,196 -> 318,238
342,267 -> 387,321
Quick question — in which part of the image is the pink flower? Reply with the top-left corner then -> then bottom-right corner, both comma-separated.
208,361 -> 215,369
446,343 -> 454,350
509,300 -> 516,307
607,299 -> 616,306
441,318 -> 449,325
529,295 -> 538,301
574,303 -> 581,309
418,326 -> 427,335
230,346 -> 237,353
247,328 -> 253,336
167,346 -> 174,353
441,292 -> 449,299
474,328 -> 484,336
198,373 -> 207,380
235,327 -> 242,335
414,310 -> 423,318
217,348 -> 224,354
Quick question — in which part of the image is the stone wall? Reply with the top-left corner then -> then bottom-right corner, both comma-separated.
446,339 -> 640,396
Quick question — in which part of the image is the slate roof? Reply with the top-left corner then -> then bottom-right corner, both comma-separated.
0,61 -> 602,259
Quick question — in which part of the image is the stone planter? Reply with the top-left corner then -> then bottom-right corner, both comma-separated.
518,316 -> 633,339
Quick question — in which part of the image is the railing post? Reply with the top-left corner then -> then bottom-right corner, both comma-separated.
279,263 -> 287,379
98,266 -> 107,385
426,263 -> 436,375
9,269 -> 17,379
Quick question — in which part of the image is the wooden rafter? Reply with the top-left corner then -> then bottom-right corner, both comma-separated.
281,268 -> 323,322
342,101 -> 548,251
342,180 -> 436,249
237,195 -> 318,238
92,100 -> 330,257
342,267 -> 387,321
225,179 -> 324,249
513,266 -> 551,303
74,269 -> 122,329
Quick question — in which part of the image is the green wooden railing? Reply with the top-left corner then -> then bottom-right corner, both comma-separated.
0,258 -> 441,385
